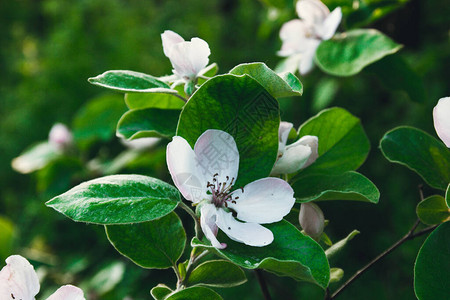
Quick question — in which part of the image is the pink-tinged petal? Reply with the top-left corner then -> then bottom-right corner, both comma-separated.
0,255 -> 40,300
299,202 -> 324,241
278,122 -> 294,154
278,20 -> 310,56
433,97 -> 450,147
200,204 -> 226,249
216,209 -> 274,247
46,285 -> 85,300
161,30 -> 185,57
228,178 -> 295,224
295,135 -> 319,168
168,38 -> 210,81
319,7 -> 342,40
167,136 -> 207,203
194,129 -> 239,185
48,123 -> 73,151
299,39 -> 320,74
271,143 -> 311,175
296,0 -> 330,27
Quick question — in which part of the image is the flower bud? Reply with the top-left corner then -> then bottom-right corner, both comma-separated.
299,202 -> 324,240
48,123 -> 73,151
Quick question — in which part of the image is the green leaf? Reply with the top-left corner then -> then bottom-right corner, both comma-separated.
151,284 -> 173,300
88,70 -> 177,94
295,107 -> 370,178
46,174 -> 180,224
11,142 -> 60,174
165,286 -> 223,300
72,94 -> 127,149
125,93 -> 185,110
316,29 -> 402,76
105,212 -> 186,269
325,230 -> 360,259
414,222 -> 450,300
192,220 -> 330,289
0,216 -> 15,261
380,126 -> 450,190
329,268 -> 344,283
197,63 -> 219,85
293,171 -> 379,203
229,62 -> 303,98
117,108 -> 180,140
259,0 -> 295,9
177,74 -> 280,188
186,260 -> 247,288
87,261 -> 125,295
446,184 -> 450,208
416,195 -> 450,225
312,77 -> 339,112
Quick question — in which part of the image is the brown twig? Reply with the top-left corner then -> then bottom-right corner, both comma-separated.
255,269 -> 272,300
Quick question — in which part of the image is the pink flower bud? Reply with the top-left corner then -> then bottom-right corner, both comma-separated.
299,202 -> 324,240
48,123 -> 73,151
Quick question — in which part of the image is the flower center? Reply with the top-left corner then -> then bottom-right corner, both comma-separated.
206,173 -> 241,208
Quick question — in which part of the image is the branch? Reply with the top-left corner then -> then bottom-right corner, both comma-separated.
255,269 -> 272,300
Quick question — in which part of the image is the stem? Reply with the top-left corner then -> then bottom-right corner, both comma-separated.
174,93 -> 188,103
172,265 -> 182,290
178,201 -> 203,240
182,249 -> 209,286
255,269 -> 272,300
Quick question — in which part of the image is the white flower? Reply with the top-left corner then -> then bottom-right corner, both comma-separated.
48,123 -> 73,151
433,97 -> 450,147
299,202 -> 325,240
161,30 -> 211,84
271,122 -> 319,175
278,0 -> 342,74
0,255 -> 85,300
166,129 -> 295,249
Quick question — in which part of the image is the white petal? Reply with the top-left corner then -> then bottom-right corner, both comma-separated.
194,129 -> 239,185
228,177 -> 295,224
433,97 -> 450,147
278,121 -> 294,154
296,135 -> 319,168
46,285 -> 85,300
168,38 -> 210,81
299,202 -> 324,240
161,30 -> 184,58
278,20 -> 310,56
319,7 -> 342,40
0,255 -> 40,300
166,136 -> 207,203
216,209 -> 274,247
200,204 -> 226,249
48,123 -> 73,151
296,0 -> 330,27
299,39 -> 320,74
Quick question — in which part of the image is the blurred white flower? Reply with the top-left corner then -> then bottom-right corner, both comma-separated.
433,97 -> 450,147
271,121 -> 318,175
278,0 -> 342,74
48,123 -> 73,151
0,255 -> 85,300
299,202 -> 325,240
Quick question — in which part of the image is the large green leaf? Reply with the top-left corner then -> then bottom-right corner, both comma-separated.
88,70 -> 177,94
125,93 -> 185,110
416,195 -> 450,225
294,107 -> 370,179
192,220 -> 330,289
117,108 -> 180,140
186,260 -> 246,288
105,212 -> 186,269
46,175 -> 180,224
165,286 -> 223,300
293,171 -> 379,203
229,62 -> 303,98
380,126 -> 450,190
316,29 -> 402,76
414,222 -> 450,300
11,142 -> 60,174
177,74 -> 280,188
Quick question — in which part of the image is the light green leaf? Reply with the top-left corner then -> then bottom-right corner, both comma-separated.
316,29 -> 402,76
229,62 -> 303,98
416,195 -> 450,225
186,260 -> 247,288
197,63 -> 219,85
88,70 -> 177,94
46,174 -> 180,224
151,284 -> 173,300
293,171 -> 379,203
329,268 -> 344,283
325,230 -> 360,259
11,142 -> 60,174
312,77 -> 339,112
165,286 -> 223,300
87,261 -> 125,295
177,74 -> 280,188
414,222 -> 450,300
192,220 -> 330,289
380,126 -> 450,190
105,212 -> 186,269
117,108 -> 180,140
0,216 -> 15,261
125,93 -> 185,110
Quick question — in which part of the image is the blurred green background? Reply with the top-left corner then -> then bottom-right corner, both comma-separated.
0,0 -> 449,299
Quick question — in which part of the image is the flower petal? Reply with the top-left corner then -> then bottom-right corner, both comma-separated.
216,209 -> 274,247
228,178 -> 295,224
161,30 -> 184,58
299,39 -> 320,74
278,20 -> 311,56
167,136 -> 207,203
200,204 -> 226,249
278,121 -> 294,154
46,285 -> 85,300
168,38 -> 210,81
0,255 -> 40,300
295,135 -> 319,168
319,7 -> 342,40
433,97 -> 450,147
194,129 -> 239,185
296,0 -> 330,27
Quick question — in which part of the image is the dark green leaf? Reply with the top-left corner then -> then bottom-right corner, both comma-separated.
177,74 -> 280,187
117,108 -> 180,140
11,142 -> 60,174
165,286 -> 223,300
316,29 -> 402,76
416,195 -> 450,225
186,260 -> 246,288
46,174 -> 180,224
414,222 -> 450,300
151,284 -> 172,300
105,212 -> 186,269
380,126 -> 450,190
293,171 -> 379,203
125,93 -> 185,110
192,220 -> 330,289
446,184 -> 450,207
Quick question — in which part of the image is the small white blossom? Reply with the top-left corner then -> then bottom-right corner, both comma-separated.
0,255 -> 85,300
48,123 -> 73,151
271,121 -> 318,175
167,129 -> 295,249
433,97 -> 450,147
278,0 -> 342,74
299,202 -> 325,240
